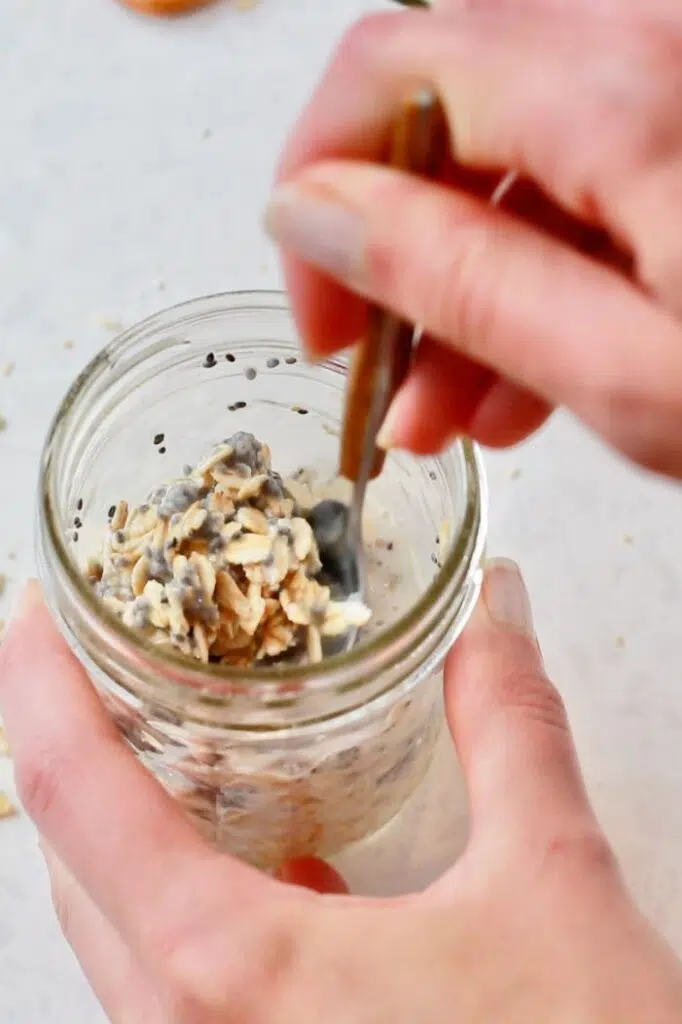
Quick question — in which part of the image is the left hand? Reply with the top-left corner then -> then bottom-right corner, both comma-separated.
2,564 -> 682,1022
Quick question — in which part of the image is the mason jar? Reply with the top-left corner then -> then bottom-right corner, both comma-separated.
36,291 -> 487,881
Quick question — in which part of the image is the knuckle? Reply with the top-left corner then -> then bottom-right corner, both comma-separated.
14,744 -> 68,825
543,826 -> 617,879
333,12 -> 403,69
402,206 -> 500,356
153,902 -> 297,1024
494,664 -> 569,735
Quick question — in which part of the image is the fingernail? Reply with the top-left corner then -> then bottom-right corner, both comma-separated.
482,557 -> 534,637
264,184 -> 366,288
11,580 -> 42,622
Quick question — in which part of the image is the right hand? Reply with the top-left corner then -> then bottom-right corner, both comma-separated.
266,1 -> 682,478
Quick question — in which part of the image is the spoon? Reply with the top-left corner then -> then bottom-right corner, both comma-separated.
308,90 -> 448,655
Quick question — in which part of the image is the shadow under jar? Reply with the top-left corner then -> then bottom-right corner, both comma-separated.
36,291 -> 487,878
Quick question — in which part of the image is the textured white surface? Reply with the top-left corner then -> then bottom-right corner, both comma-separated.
2,0 -> 682,1020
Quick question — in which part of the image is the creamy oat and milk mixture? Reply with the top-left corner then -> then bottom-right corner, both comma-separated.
82,431 -> 443,867
86,432 -> 371,667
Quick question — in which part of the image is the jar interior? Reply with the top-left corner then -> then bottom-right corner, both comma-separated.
52,298 -> 474,652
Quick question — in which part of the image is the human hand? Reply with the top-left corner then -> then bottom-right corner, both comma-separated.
266,3 -> 682,478
2,563 -> 682,1022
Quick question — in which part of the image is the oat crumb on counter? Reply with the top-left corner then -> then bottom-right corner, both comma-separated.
0,793 -> 16,819
0,362 -> 14,378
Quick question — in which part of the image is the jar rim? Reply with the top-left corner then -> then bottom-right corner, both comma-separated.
39,290 -> 487,704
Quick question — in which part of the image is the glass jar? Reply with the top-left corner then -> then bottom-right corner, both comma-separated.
36,291 -> 487,881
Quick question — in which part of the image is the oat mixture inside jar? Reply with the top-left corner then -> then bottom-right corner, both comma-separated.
86,431 -> 372,667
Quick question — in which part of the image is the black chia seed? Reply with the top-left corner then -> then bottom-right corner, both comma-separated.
203,352 -> 217,369
234,401 -> 246,410
72,531 -> 79,542
266,357 -> 280,369
225,353 -> 236,363
387,542 -> 394,551
76,498 -> 83,511
158,446 -> 167,454
108,504 -> 116,519
285,356 -> 297,365
295,407 -> 308,415
244,367 -> 257,381
429,470 -> 437,481
153,433 -> 165,446
73,516 -> 82,528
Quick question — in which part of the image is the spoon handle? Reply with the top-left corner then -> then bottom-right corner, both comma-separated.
339,90 -> 448,484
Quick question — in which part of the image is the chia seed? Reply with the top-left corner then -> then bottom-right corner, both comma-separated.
285,356 -> 297,365
203,352 -> 217,369
76,498 -> 83,511
429,470 -> 437,481
72,531 -> 79,542
266,357 -> 279,369
234,401 -> 246,410
244,367 -> 257,381
225,353 -> 236,363
153,433 -> 165,446
74,516 -> 82,529
158,446 -> 166,454
108,505 -> 116,519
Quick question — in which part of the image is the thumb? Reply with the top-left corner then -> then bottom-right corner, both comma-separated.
445,558 -> 594,851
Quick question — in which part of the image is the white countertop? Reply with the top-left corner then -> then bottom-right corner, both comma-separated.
2,1 -> 682,1019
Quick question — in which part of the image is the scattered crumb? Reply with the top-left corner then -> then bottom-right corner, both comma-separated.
96,317 -> 124,333
0,574 -> 6,597
234,0 -> 259,9
64,339 -> 74,350
0,792 -> 16,819
0,725 -> 9,757
615,635 -> 625,649
623,534 -> 634,545
0,414 -> 7,432
1,361 -> 14,378
510,468 -> 522,480
322,423 -> 339,438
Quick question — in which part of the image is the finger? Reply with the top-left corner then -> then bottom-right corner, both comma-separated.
437,0 -> 682,22
377,334 -> 552,453
276,858 -> 349,896
0,584 -> 268,955
444,558 -> 594,851
268,163 -> 682,477
41,841 -> 163,1021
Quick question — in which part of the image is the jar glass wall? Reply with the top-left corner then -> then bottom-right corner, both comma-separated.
36,291 -> 487,879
